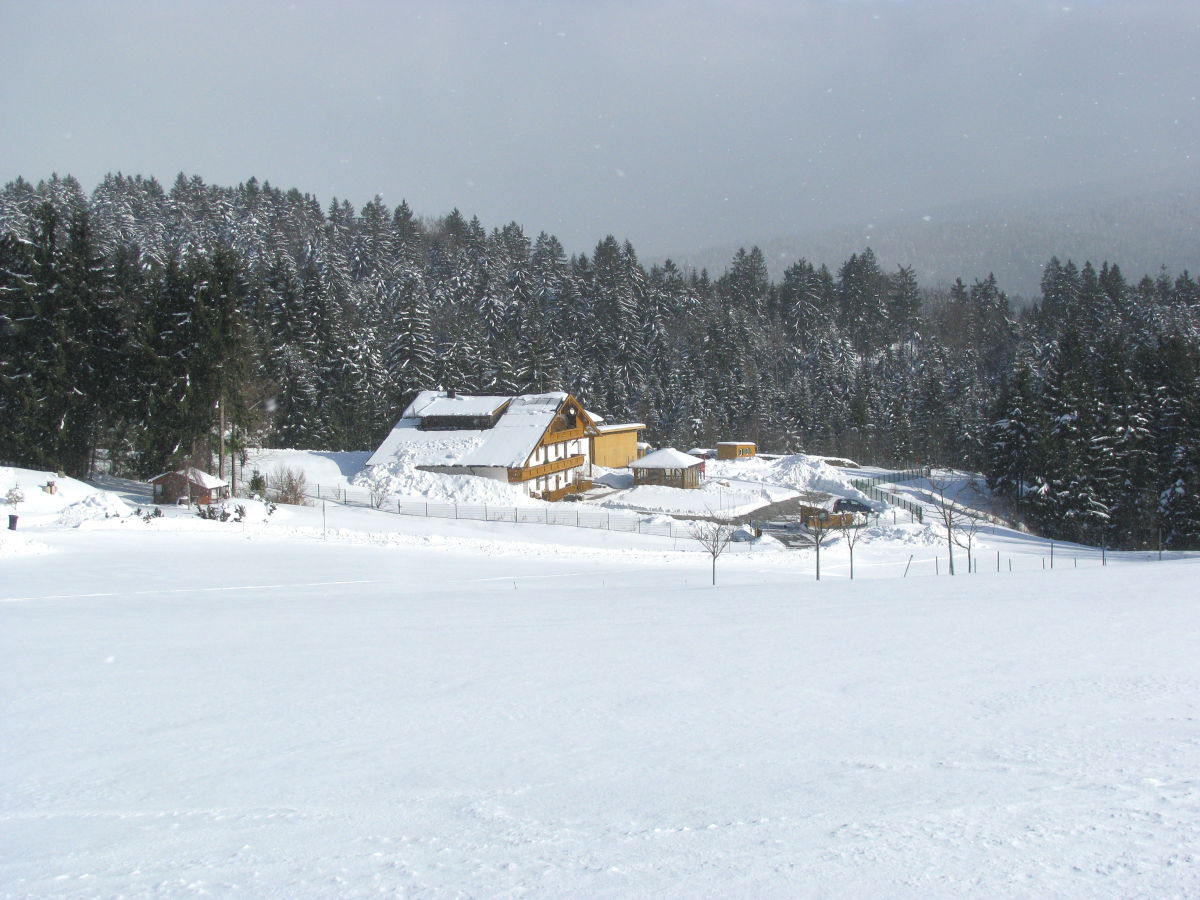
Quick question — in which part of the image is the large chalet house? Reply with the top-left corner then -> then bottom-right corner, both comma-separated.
366,391 -> 644,501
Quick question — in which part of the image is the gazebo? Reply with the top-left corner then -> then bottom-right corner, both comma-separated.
629,447 -> 704,490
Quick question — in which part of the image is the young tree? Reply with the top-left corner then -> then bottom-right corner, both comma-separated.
927,473 -> 978,576
836,513 -> 869,579
691,519 -> 735,586
805,510 -> 839,581
951,506 -> 987,573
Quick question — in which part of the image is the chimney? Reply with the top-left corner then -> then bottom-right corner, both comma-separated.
447,388 -> 456,399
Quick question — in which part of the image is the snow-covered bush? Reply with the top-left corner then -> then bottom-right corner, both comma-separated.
4,484 -> 25,509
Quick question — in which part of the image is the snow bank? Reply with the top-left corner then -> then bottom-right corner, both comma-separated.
593,454 -> 866,518
243,448 -> 371,492
57,491 -> 134,527
0,529 -> 53,558
354,448 -> 543,507
758,454 -> 874,500
596,480 -> 792,518
0,466 -> 133,526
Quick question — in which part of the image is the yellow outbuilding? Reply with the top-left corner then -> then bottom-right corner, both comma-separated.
716,441 -> 756,460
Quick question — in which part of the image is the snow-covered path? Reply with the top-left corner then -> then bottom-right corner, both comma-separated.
3,518 -> 1198,898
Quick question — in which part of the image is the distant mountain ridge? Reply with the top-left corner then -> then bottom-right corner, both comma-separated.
665,172 -> 1199,299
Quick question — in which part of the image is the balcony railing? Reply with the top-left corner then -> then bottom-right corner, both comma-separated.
507,454 -> 585,483
539,424 -> 587,446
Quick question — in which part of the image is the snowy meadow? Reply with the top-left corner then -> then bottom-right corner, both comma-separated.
1,465 -> 1198,899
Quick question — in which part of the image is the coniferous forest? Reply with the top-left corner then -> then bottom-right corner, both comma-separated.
1,173 -> 1198,548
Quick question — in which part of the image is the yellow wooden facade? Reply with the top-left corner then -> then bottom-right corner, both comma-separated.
590,424 -> 645,468
517,395 -> 598,501
716,441 -> 756,460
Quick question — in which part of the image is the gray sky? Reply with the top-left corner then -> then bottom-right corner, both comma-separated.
2,0 -> 1197,259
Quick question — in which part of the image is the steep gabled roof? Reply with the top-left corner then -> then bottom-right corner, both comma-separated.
367,391 -> 592,470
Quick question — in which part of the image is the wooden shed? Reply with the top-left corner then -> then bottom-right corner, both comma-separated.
629,447 -> 704,490
150,467 -> 229,505
717,441 -> 757,460
590,422 -> 646,468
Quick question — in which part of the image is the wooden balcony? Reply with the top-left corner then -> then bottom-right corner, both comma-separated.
507,454 -> 585,483
539,424 -> 587,446
544,479 -> 592,502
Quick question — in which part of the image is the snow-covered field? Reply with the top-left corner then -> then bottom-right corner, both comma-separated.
2,465 -> 1198,898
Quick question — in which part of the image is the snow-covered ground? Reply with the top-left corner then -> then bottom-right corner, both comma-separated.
595,454 -> 879,518
243,448 -> 372,495
2,464 -> 1198,898
353,448 -> 877,519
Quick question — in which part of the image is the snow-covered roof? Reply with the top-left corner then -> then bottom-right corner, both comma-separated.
596,422 -> 646,434
630,447 -> 703,470
717,440 -> 755,447
367,391 -> 581,470
411,394 -> 511,418
148,467 -> 228,489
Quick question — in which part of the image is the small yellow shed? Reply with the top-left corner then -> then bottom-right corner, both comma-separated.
716,441 -> 756,460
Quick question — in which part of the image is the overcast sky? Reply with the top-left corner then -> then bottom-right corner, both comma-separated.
2,0 -> 1196,258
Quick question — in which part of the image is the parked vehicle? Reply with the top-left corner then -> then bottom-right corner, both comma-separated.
832,498 -> 874,514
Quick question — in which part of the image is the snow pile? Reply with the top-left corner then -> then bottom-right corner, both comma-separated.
355,448 -> 543,507
57,491 -> 134,527
1,466 -> 133,525
750,531 -> 788,550
0,529 -> 53,558
597,479 -> 795,518
761,453 -> 874,500
243,448 -> 371,493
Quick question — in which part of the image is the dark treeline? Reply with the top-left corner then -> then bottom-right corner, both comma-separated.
1,173 -> 1197,548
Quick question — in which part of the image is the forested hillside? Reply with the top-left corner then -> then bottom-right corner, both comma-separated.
1,173 -> 1197,547
675,174 -> 1200,299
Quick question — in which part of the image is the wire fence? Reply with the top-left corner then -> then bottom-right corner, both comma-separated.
304,484 -> 699,539
304,469 -> 935,541
848,467 -> 930,523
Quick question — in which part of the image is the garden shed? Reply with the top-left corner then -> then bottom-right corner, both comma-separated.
717,441 -> 756,460
150,468 -> 229,505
